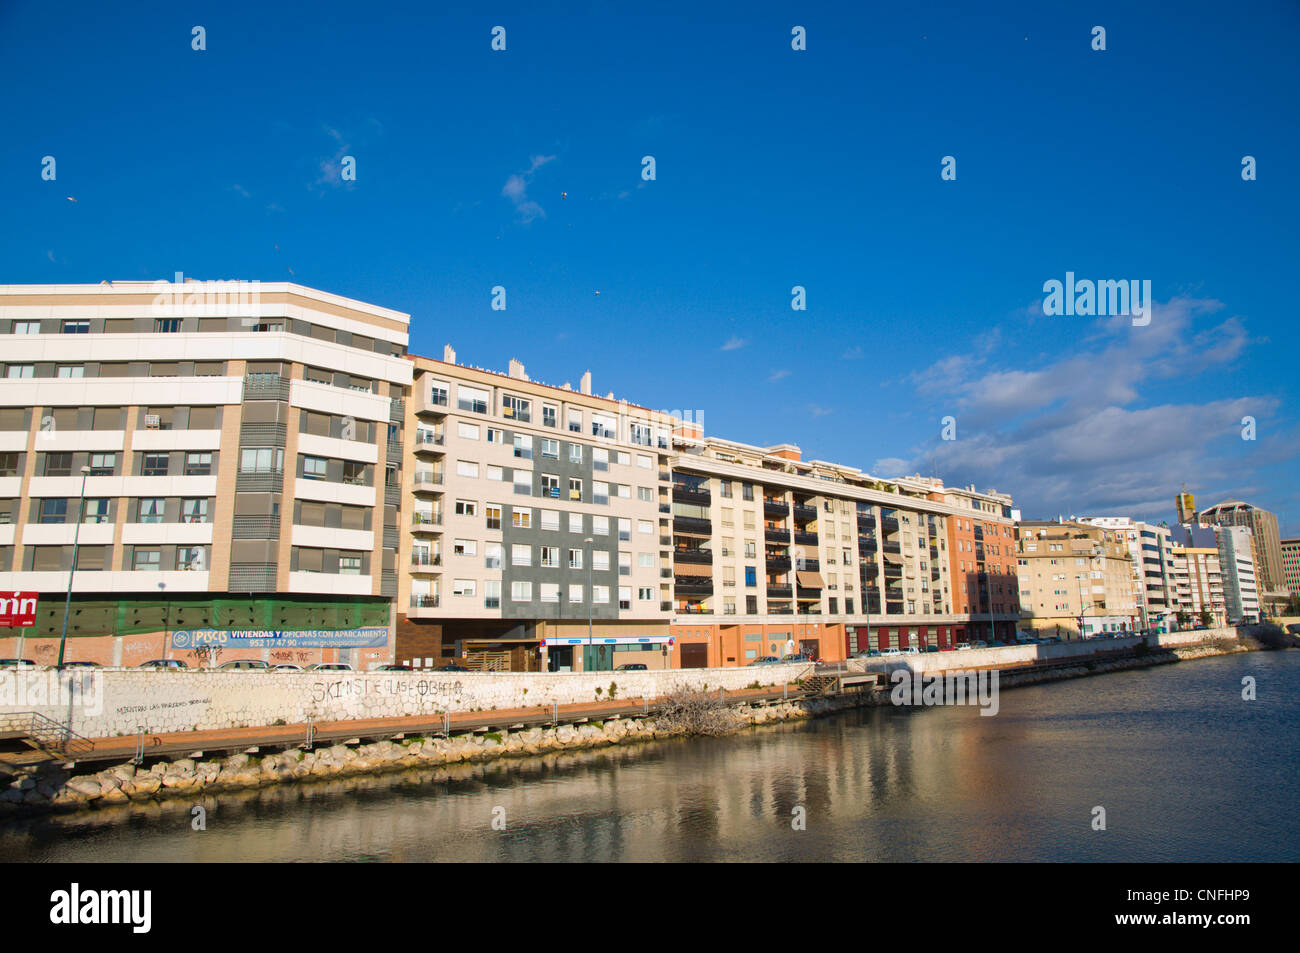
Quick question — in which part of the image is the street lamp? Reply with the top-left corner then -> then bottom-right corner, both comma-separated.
57,465 -> 91,669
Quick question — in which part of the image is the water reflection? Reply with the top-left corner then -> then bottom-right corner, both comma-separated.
2,652 -> 1296,862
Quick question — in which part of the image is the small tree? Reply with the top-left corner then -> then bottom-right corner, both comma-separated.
1199,609 -> 1214,628
1176,610 -> 1192,630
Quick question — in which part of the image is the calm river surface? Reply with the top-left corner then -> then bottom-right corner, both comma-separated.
3,651 -> 1296,862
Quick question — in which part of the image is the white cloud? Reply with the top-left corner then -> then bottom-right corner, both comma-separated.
720,336 -> 747,351
501,154 -> 556,223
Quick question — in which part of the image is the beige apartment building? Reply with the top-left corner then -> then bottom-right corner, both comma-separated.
396,350 -> 678,671
1195,500 -> 1287,612
0,280 -> 410,668
1016,520 -> 1140,639
1169,543 -> 1226,626
1281,537 -> 1300,601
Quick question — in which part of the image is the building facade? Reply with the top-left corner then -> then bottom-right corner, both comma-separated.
1281,537 -> 1300,602
1015,520 -> 1140,638
1195,500 -> 1287,613
1077,517 -> 1177,632
0,280 -> 410,667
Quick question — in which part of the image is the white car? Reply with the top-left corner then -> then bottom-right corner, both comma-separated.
955,644 -> 973,651
880,648 -> 903,657
308,663 -> 353,672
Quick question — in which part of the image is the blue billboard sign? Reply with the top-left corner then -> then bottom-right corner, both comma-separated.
171,627 -> 389,650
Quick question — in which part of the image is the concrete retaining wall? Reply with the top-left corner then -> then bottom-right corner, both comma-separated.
0,663 -> 812,740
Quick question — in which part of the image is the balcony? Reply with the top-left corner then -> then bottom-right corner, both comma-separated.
411,553 -> 442,570
409,594 -> 440,609
674,578 -> 714,596
856,512 -> 877,526
673,549 -> 714,565
796,584 -> 822,597
671,485 -> 711,506
676,602 -> 711,615
765,528 -> 790,543
767,584 -> 793,598
793,531 -> 819,546
792,503 -> 817,520
881,515 -> 900,532
411,513 -> 442,530
412,471 -> 444,492
673,516 -> 712,536
763,499 -> 789,517
412,430 -> 445,452
795,558 -> 820,572
766,557 -> 791,572
767,606 -> 794,615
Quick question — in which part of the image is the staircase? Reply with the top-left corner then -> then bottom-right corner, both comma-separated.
6,712 -> 95,758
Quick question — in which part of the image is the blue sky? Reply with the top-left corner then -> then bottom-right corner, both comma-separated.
3,1 -> 1297,532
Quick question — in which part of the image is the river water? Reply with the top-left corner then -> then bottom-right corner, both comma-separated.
2,651 -> 1296,862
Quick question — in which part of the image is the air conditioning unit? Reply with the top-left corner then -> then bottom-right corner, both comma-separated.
144,415 -> 161,429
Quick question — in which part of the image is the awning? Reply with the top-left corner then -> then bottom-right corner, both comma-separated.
796,570 -> 825,588
882,552 -> 904,564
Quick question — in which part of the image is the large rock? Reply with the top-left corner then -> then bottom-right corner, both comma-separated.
66,776 -> 104,798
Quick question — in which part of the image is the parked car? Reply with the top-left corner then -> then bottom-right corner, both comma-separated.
376,663 -> 413,672
903,647 -> 921,655
0,658 -> 38,668
1193,625 -> 1209,630
61,661 -> 101,668
272,664 -> 303,671
1040,636 -> 1063,644
969,640 -> 988,648
139,658 -> 187,669
437,663 -> 470,673
748,656 -> 782,666
780,653 -> 812,663
880,648 -> 904,657
955,644 -> 973,651
308,663 -> 353,672
924,645 -> 940,653
850,649 -> 880,658
939,645 -> 956,652
219,659 -> 270,671
614,663 -> 648,671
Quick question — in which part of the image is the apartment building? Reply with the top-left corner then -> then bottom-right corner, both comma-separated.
1173,524 -> 1255,623
1168,538 -> 1226,627
1281,538 -> 1300,601
1016,520 -> 1140,638
663,439 -> 1020,666
938,482 -> 1022,642
1077,517 -> 1177,631
1195,500 -> 1287,613
0,280 -> 410,667
396,350 -> 677,672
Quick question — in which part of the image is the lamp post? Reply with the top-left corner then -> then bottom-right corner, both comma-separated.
585,536 -> 594,670
57,466 -> 91,669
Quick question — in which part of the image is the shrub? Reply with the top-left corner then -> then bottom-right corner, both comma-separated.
655,690 -> 742,737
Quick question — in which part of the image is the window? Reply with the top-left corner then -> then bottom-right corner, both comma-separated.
593,482 -> 609,505
240,447 -> 282,473
178,547 -> 206,571
619,587 -> 632,609
593,551 -> 610,571
542,405 -> 557,427
568,584 -> 583,603
540,583 -> 560,603
487,428 -> 504,444
485,505 -> 501,530
302,456 -> 328,480
452,539 -> 477,557
638,519 -> 654,535
39,498 -> 68,524
512,509 -> 532,529
593,448 -> 609,471
619,552 -> 632,576
502,395 -> 531,423
639,587 -> 653,601
592,415 -> 616,439
181,499 -> 209,523
593,515 -> 609,536
637,454 -> 653,470
134,549 -> 162,570
541,473 -> 560,497
455,499 -> 477,517
429,382 -> 449,406
742,483 -> 754,501
569,443 -> 583,463
745,566 -> 757,587
44,453 -> 73,476
138,498 -> 165,523
569,512 -> 583,533
458,385 -> 489,414
484,580 -> 501,608
88,453 -> 115,476
484,542 -> 503,569
57,365 -> 84,378
512,434 -> 532,459
541,546 -> 559,568
511,544 -> 532,566
541,438 -> 559,459
487,465 -> 504,482
13,321 -> 40,334
184,453 -> 212,476
541,509 -> 560,531
719,481 -> 732,498
62,320 -> 90,334
513,468 -> 532,496
457,460 -> 479,479
83,499 -> 110,523
0,453 -> 18,477
453,579 -> 476,597
511,581 -> 532,602
638,553 -> 654,568
569,549 -> 583,569
638,487 -> 653,502
568,477 -> 582,501
154,319 -> 181,333
458,423 -> 480,440
6,365 -> 33,378
592,585 -> 610,604
618,518 -> 631,541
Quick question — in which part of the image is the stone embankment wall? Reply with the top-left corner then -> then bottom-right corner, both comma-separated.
0,663 -> 812,739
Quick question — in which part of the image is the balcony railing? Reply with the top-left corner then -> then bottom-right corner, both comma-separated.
767,585 -> 793,598
674,579 -> 714,595
411,513 -> 442,528
409,594 -> 440,608
412,471 -> 444,487
673,549 -> 714,564
671,486 -> 711,506
792,503 -> 817,520
763,500 -> 789,517
793,531 -> 819,546
411,553 -> 442,567
673,516 -> 712,535
765,528 -> 790,543
766,557 -> 791,571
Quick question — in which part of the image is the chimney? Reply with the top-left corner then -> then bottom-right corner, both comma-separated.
579,371 -> 592,395
508,359 -> 528,381
443,344 -> 456,364
561,382 -> 572,390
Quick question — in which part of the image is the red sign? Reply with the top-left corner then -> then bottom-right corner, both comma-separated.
0,592 -> 38,628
